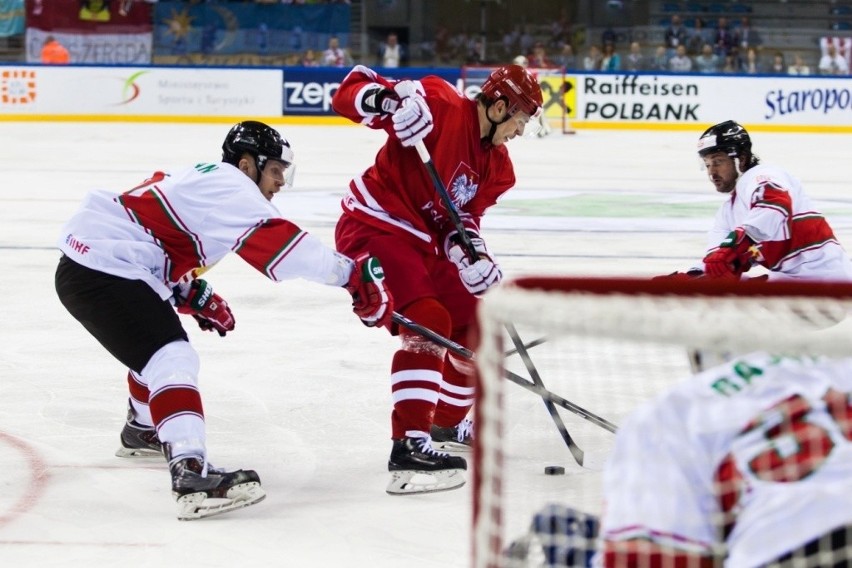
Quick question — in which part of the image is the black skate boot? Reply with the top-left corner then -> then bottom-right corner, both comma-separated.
166,445 -> 266,520
386,435 -> 467,495
115,403 -> 162,458
431,418 -> 474,452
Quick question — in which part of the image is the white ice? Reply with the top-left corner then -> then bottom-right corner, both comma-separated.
1,121 -> 851,567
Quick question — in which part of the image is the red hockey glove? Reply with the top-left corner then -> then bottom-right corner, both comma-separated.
175,279 -> 235,337
445,230 -> 502,296
391,80 -> 433,147
345,255 -> 394,328
702,228 -> 759,279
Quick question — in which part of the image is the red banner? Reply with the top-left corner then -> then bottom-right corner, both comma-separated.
25,0 -> 153,63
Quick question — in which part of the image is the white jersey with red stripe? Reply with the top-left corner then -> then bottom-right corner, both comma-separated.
703,163 -> 852,280
597,353 -> 852,567
57,162 -> 351,300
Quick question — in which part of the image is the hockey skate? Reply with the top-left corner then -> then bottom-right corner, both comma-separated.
430,418 -> 474,452
386,435 -> 466,495
115,404 -> 162,458
167,447 -> 266,520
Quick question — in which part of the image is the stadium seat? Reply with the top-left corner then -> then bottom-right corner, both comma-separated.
831,20 -> 852,31
684,2 -> 704,12
729,3 -> 752,13
831,6 -> 852,16
662,2 -> 680,12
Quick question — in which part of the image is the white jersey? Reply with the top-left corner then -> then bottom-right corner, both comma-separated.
58,162 -> 351,300
598,353 -> 852,567
702,163 -> 852,281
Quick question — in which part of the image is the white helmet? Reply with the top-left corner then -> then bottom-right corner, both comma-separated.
513,55 -> 528,67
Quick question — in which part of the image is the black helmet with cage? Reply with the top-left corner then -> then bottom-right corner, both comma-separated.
697,120 -> 759,170
222,120 -> 294,171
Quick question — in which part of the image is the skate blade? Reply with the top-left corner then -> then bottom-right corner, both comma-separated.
386,469 -> 465,495
431,440 -> 472,453
175,482 -> 266,520
115,446 -> 162,458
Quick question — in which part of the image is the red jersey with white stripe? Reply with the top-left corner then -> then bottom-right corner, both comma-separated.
703,163 -> 852,280
58,162 -> 351,300
598,353 -> 852,567
331,65 -> 515,255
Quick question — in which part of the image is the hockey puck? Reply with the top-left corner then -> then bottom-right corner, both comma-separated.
544,466 -> 565,476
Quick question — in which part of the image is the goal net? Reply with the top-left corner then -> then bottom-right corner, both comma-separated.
473,276 -> 852,568
460,65 -> 573,135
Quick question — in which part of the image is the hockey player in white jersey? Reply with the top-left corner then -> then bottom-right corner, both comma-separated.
665,120 -> 852,283
507,353 -> 852,566
54,121 -> 393,520
658,120 -> 852,371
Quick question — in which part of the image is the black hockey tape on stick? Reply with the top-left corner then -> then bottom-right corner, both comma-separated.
505,322 -> 585,466
414,141 -> 479,261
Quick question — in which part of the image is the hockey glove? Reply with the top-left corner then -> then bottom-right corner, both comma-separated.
445,230 -> 502,296
703,228 -> 760,279
531,504 -> 600,568
174,279 -> 235,337
391,81 -> 433,147
358,86 -> 401,116
345,254 -> 394,328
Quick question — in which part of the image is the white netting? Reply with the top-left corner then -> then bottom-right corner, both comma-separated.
473,277 -> 852,568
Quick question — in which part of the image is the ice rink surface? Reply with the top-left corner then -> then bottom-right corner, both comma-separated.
1,121 -> 851,567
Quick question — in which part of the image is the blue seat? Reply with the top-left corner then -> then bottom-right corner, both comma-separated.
684,2 -> 704,12
729,3 -> 752,13
662,2 -> 681,12
831,20 -> 851,31
707,3 -> 724,13
831,5 -> 852,16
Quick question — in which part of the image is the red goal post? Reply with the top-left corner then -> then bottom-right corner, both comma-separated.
473,276 -> 852,568
460,65 -> 572,135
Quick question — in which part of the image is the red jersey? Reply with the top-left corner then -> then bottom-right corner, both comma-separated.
332,65 -> 516,255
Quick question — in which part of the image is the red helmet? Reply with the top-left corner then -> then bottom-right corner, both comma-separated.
480,64 -> 543,117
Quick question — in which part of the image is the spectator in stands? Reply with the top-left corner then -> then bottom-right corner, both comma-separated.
623,41 -> 645,71
466,38 -> 486,66
693,43 -> 720,74
41,35 -> 70,65
600,41 -> 621,71
378,32 -> 404,68
669,44 -> 692,73
769,51 -> 786,74
722,52 -> 739,74
79,0 -> 110,22
322,36 -> 353,67
649,44 -> 669,72
738,16 -> 762,53
501,27 -> 520,59
819,44 -> 849,75
583,44 -> 602,71
742,47 -> 763,74
787,52 -> 811,75
686,17 -> 712,57
301,49 -> 319,67
713,17 -> 738,58
528,41 -> 555,68
554,43 -> 577,70
664,14 -> 688,59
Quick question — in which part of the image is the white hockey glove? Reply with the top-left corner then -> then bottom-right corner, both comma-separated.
445,230 -> 502,296
391,80 -> 433,147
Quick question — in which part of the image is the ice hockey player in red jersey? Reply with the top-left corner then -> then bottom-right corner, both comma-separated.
331,64 -> 543,494
54,121 -> 393,519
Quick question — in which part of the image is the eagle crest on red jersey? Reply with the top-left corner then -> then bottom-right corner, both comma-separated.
449,162 -> 479,207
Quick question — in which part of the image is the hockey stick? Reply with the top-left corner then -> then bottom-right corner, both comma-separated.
505,322 -> 585,465
414,141 -> 479,260
390,312 -> 617,433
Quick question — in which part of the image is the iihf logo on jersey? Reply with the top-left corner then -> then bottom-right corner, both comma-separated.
449,162 -> 480,207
